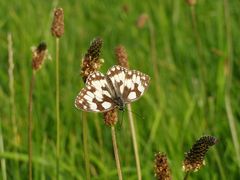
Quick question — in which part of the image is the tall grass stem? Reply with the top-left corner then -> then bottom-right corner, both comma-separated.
0,121 -> 7,180
7,33 -> 18,143
183,172 -> 189,180
223,0 -> 240,172
127,104 -> 142,180
8,32 -> 20,180
55,37 -> 60,179
28,71 -> 35,180
111,126 -> 123,180
82,112 -> 90,180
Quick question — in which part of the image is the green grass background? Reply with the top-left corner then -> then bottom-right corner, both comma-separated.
0,0 -> 240,179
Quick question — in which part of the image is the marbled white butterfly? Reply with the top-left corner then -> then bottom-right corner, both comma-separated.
75,65 -> 150,112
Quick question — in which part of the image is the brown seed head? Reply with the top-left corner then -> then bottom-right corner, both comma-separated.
81,37 -> 104,83
115,45 -> 129,68
183,135 -> 218,172
32,42 -> 47,71
154,152 -> 171,180
51,8 -> 64,38
136,13 -> 149,28
103,109 -> 118,126
186,0 -> 197,6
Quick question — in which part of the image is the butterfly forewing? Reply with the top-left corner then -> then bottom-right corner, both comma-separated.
106,65 -> 150,103
122,69 -> 150,103
106,65 -> 128,94
75,72 -> 116,112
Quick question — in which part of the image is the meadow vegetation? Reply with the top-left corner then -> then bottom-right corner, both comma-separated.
0,0 -> 240,179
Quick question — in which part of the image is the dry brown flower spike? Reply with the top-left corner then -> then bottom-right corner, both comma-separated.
51,8 -> 64,38
115,45 -> 129,68
136,13 -> 149,28
103,109 -> 118,127
81,37 -> 104,83
186,0 -> 197,6
183,135 -> 218,172
154,152 -> 171,180
32,42 -> 47,71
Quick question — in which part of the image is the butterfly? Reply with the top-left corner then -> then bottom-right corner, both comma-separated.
75,65 -> 150,112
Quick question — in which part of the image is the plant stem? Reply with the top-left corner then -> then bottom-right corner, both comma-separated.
111,126 -> 123,180
183,172 -> 189,180
28,71 -> 35,180
223,0 -> 240,172
127,104 -> 142,180
55,37 -> 60,179
82,112 -> 90,180
0,120 -> 7,180
8,32 -> 19,180
8,33 -> 18,145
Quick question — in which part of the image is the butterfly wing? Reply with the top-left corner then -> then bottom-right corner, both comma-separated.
75,72 -> 116,112
106,65 -> 128,95
122,69 -> 150,102
106,65 -> 150,103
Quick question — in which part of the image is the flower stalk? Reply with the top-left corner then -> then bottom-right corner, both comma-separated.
115,45 -> 142,180
51,7 -> 64,179
80,37 -> 103,179
28,42 -> 47,180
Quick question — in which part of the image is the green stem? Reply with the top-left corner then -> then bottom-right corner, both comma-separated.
223,0 -> 240,172
111,126 -> 123,180
127,104 -> 142,180
28,71 -> 35,180
183,172 -> 189,180
55,37 -> 60,179
82,112 -> 90,180
8,32 -> 19,180
0,120 -> 7,180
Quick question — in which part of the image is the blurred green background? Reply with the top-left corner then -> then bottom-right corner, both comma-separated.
0,0 -> 240,179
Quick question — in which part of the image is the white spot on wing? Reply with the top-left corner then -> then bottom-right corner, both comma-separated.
84,95 -> 92,101
102,102 -> 111,109
128,92 -> 137,100
114,75 -> 120,82
87,91 -> 94,98
89,103 -> 97,110
141,76 -> 146,80
95,90 -> 103,99
120,84 -> 124,93
132,74 -> 136,82
126,79 -> 132,88
138,84 -> 144,93
103,90 -> 111,97
119,72 -> 124,81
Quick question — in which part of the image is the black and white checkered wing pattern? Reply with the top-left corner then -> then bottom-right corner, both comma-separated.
106,65 -> 150,103
75,72 -> 116,112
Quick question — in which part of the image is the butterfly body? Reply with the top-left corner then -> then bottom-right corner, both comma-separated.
75,65 -> 150,112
